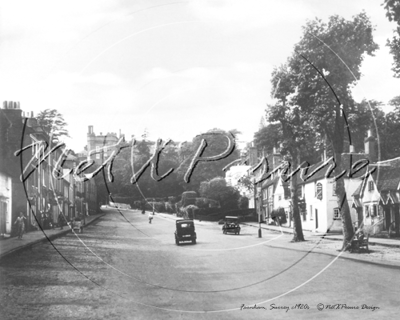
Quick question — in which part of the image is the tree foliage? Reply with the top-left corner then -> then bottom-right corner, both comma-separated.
269,13 -> 378,248
253,123 -> 283,154
199,177 -> 240,210
176,128 -> 241,192
383,0 -> 400,76
37,109 -> 70,140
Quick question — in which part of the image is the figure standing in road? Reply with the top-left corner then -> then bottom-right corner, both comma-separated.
14,212 -> 26,239
148,210 -> 154,224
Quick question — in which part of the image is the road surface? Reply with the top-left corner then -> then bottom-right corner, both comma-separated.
0,207 -> 398,319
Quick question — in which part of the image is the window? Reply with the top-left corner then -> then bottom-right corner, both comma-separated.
371,204 -> 377,216
365,205 -> 369,217
368,181 -> 374,191
315,183 -> 323,200
310,205 -> 313,220
332,181 -> 336,196
263,189 -> 267,199
268,186 -> 273,200
297,186 -> 303,199
278,195 -> 281,201
334,208 -> 340,220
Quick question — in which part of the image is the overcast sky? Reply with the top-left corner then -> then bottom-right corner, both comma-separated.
1,0 -> 399,152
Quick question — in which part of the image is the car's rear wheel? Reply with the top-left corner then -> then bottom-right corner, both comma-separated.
192,239 -> 196,244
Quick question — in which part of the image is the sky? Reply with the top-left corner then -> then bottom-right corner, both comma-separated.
1,0 -> 399,152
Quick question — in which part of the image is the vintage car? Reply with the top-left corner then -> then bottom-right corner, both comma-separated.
222,216 -> 241,235
175,219 -> 197,245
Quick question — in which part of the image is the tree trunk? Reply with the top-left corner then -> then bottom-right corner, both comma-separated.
334,152 -> 354,250
290,157 -> 305,242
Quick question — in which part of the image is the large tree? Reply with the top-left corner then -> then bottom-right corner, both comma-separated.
383,0 -> 400,76
265,89 -> 321,241
381,96 -> 400,159
272,13 -> 378,249
36,109 -> 70,141
176,128 -> 241,192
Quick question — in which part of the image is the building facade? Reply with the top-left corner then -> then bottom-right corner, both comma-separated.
0,101 -> 98,237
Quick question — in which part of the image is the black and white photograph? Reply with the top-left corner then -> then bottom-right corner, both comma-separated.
1,1 -> 400,319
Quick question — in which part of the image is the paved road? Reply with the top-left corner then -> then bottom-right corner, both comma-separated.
0,208 -> 399,319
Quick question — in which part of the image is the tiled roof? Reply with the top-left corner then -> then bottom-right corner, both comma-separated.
352,181 -> 363,197
373,166 -> 400,191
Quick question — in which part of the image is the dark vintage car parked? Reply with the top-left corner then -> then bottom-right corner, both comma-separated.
175,219 -> 197,245
222,216 -> 241,235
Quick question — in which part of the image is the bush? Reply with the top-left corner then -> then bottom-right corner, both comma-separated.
181,191 -> 197,207
271,207 -> 287,225
145,202 -> 165,212
165,202 -> 175,213
238,196 -> 249,209
195,198 -> 208,209
168,196 -> 178,204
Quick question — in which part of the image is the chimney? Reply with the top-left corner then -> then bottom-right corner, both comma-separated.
249,143 -> 258,167
364,129 -> 376,163
272,145 -> 281,168
88,125 -> 93,135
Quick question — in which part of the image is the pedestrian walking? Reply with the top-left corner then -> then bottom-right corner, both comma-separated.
58,212 -> 64,230
14,212 -> 26,239
148,210 -> 154,224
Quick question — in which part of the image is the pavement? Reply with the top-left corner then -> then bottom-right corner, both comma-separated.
243,221 -> 400,248
0,212 -> 105,260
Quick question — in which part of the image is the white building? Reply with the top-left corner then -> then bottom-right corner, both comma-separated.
0,172 -> 12,236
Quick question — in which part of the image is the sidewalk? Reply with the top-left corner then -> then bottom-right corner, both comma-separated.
243,222 -> 400,248
0,213 -> 105,260
243,222 -> 400,268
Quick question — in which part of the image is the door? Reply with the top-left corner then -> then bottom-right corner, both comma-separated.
384,206 -> 391,231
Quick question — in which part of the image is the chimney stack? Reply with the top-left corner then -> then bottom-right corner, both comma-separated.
364,129 -> 376,163
249,142 -> 258,167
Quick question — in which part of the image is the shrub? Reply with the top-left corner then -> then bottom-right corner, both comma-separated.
145,202 -> 165,213
238,196 -> 249,209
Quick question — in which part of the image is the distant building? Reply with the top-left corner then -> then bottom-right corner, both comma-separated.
83,125 -> 124,165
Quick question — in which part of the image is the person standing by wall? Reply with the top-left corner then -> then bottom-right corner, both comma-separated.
58,211 -> 64,230
14,212 -> 26,239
